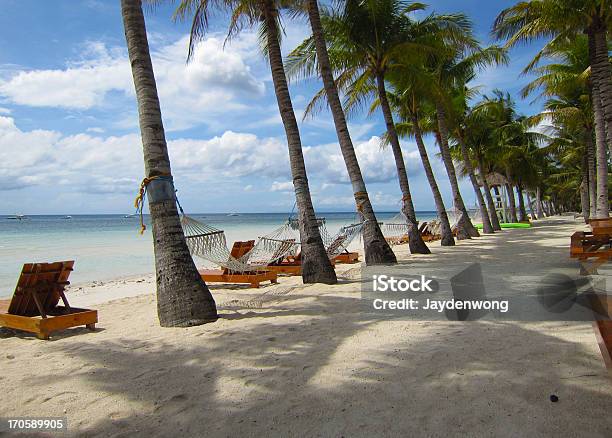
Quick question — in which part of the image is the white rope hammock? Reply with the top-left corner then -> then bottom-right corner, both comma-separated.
180,214 -> 363,272
265,217 -> 364,259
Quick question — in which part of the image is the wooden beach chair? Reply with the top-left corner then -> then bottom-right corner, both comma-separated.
570,231 -> 611,275
267,251 -> 338,276
199,241 -> 278,288
588,293 -> 612,372
0,261 -> 97,340
334,250 -> 360,264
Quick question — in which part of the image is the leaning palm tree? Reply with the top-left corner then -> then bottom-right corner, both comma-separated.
175,0 -> 337,283
424,41 -> 508,238
493,0 -> 610,217
522,35 -> 597,219
447,85 -> 495,233
288,1 -> 472,254
302,0 -> 396,265
121,0 -> 217,327
494,0 -> 612,151
387,84 -> 456,246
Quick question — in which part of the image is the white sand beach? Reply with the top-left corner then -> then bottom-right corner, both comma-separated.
1,216 -> 610,437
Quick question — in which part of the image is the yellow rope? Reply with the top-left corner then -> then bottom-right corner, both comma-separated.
134,174 -> 171,234
354,191 -> 368,213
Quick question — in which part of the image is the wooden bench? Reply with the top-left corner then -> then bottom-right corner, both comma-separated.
0,261 -> 97,340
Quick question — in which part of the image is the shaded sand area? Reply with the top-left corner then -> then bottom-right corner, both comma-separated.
1,217 -> 610,437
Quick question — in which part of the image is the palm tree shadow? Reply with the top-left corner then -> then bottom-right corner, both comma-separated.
23,292 -> 612,437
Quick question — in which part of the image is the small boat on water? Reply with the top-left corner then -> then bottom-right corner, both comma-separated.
124,213 -> 137,218
227,213 -> 240,217
63,215 -> 72,219
6,214 -> 28,220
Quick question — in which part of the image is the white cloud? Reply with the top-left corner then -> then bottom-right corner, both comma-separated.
0,35 -> 266,131
270,181 -> 293,192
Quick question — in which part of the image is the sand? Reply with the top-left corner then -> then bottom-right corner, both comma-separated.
0,216 -> 610,437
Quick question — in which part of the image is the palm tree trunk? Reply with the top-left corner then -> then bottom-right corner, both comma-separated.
526,191 -> 537,220
457,137 -> 493,233
587,30 -> 610,218
586,126 -> 597,218
591,81 -> 610,218
592,24 -> 612,157
516,185 -> 528,222
536,187 -> 545,218
121,0 -> 217,327
434,102 -> 479,239
504,182 -> 518,223
477,155 -> 502,230
263,0 -> 337,283
580,151 -> 590,223
375,72 -> 430,254
306,0 -> 396,265
410,111 -> 454,246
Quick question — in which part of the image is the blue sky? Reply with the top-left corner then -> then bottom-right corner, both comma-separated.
0,0 -> 543,214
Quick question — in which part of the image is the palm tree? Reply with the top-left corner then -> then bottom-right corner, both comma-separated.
448,85 -> 498,234
493,0 -> 610,217
121,0 -> 218,327
387,85 -> 455,246
423,40 -> 508,238
462,103 -> 503,230
288,1 -> 474,254
522,35 -> 600,219
175,0 -> 337,283
303,0 -> 396,265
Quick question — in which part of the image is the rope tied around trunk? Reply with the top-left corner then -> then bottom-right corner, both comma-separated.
134,174 -> 172,234
354,191 -> 368,214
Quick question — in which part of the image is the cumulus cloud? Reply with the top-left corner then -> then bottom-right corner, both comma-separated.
0,35 -> 265,131
0,115 -> 422,217
303,136 -> 422,185
270,181 -> 293,192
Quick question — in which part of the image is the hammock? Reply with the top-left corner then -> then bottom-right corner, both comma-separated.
180,215 -> 297,273
381,211 -> 410,244
264,217 -> 364,259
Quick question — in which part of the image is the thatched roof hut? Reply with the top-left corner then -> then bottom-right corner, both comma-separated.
476,172 -> 508,188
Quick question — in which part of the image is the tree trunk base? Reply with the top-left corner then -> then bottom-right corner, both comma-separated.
301,241 -> 338,284
441,234 -> 455,246
408,224 -> 431,254
363,221 -> 397,265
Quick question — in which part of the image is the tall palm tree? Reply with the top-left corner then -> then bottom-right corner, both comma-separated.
175,0 -> 337,283
121,0 -> 218,327
303,0 -> 396,265
493,0 -> 611,217
288,1 -> 474,254
387,85 -> 455,246
462,103 -> 503,230
423,41 -> 508,238
522,35 -> 601,219
448,85 -> 498,234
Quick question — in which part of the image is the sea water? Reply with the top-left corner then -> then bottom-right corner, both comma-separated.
0,212 -> 437,296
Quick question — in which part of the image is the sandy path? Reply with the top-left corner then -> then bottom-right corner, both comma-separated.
0,216 -> 610,437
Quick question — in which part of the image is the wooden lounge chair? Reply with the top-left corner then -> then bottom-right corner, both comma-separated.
570,231 -> 611,275
199,240 -> 278,288
267,251 -> 337,276
334,250 -> 360,264
588,293 -> 612,372
0,261 -> 97,340
421,221 -> 442,242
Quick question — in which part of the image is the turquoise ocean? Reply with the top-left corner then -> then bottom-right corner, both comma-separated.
0,211 -> 437,296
